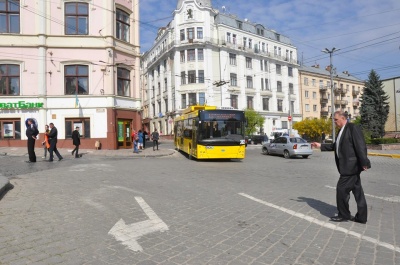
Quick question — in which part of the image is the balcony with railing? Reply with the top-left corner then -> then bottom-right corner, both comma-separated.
334,99 -> 348,105
340,88 -> 348,94
353,99 -> 359,106
320,96 -> 328,104
320,85 -> 328,92
321,108 -> 329,116
352,88 -> 360,95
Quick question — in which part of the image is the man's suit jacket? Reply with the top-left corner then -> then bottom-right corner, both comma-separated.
72,130 -> 81,146
26,124 -> 39,139
321,123 -> 370,176
48,127 -> 58,143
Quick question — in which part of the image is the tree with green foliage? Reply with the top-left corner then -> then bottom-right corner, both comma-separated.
293,118 -> 331,141
359,70 -> 389,138
244,109 -> 266,135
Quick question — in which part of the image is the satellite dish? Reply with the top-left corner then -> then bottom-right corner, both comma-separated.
222,6 -> 226,12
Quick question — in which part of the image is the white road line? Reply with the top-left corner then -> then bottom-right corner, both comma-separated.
325,185 -> 400,203
239,192 -> 400,253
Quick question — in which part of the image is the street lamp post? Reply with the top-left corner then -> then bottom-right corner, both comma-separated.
322,47 -> 340,140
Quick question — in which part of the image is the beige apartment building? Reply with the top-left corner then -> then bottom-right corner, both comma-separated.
298,65 -> 364,125
382,76 -> 400,133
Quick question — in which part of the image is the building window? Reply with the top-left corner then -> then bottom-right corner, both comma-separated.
65,65 -> 88,95
229,53 -> 237,65
65,118 -> 90,138
277,81 -> 282,92
0,0 -> 19,33
181,94 -> 186,109
187,49 -> 195,61
243,37 -> 247,47
277,100 -> 283,111
158,100 -> 161,113
116,9 -> 130,42
262,98 -> 269,111
305,90 -> 309,98
276,64 -> 281,74
187,27 -> 194,40
180,50 -> 185,62
312,91 -> 317,99
291,101 -> 294,112
282,121 -> 288,129
188,70 -> 196,84
198,70 -> 204,83
231,95 -> 238,109
288,67 -> 293,77
230,73 -> 237,87
188,93 -> 196,106
226,32 -> 231,43
265,78 -> 269,90
65,2 -> 88,35
319,80 -> 324,88
246,76 -> 253,88
197,27 -> 203,39
164,98 -> 168,112
0,64 -> 20,95
199,92 -> 205,105
312,79 -> 316,86
237,21 -> 242,30
304,77 -> 308,86
246,57 -> 252,68
181,71 -> 186,85
164,78 -> 167,92
305,104 -> 310,111
117,68 -> 130,96
197,49 -> 204,60
180,29 -> 185,41
157,82 -> 161,95
260,60 -> 264,71
0,119 -> 21,140
313,105 -> 317,112
247,96 -> 254,109
261,78 -> 264,90
289,83 -> 294,94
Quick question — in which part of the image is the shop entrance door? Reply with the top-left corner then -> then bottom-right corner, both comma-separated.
117,120 -> 132,149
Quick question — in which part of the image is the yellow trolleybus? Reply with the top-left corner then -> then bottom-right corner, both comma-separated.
174,105 -> 246,160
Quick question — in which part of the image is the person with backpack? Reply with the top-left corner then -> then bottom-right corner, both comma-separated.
131,129 -> 139,153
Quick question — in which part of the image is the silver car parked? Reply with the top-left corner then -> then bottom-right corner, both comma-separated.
262,136 -> 313,159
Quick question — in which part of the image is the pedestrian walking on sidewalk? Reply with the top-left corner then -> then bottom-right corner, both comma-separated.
71,126 -> 81,158
132,129 -> 139,153
142,130 -> 148,149
138,130 -> 144,150
151,128 -> 159,151
311,111 -> 370,224
25,118 -> 39,163
46,123 -> 63,162
42,125 -> 50,159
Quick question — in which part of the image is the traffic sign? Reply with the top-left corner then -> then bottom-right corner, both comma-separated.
288,116 -> 292,121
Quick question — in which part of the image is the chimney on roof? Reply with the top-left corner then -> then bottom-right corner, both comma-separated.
343,70 -> 349,76
312,64 -> 319,68
325,65 -> 331,72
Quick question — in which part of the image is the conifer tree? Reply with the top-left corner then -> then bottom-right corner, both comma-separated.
359,70 -> 389,138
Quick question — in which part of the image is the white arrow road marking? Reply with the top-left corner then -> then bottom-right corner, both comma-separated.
325,185 -> 400,203
108,197 -> 168,252
239,193 -> 400,253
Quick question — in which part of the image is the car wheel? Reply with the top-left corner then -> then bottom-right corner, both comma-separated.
302,155 -> 309,159
283,150 -> 290,159
262,147 -> 269,155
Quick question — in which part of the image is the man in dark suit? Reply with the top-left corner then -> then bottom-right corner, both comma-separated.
71,126 -> 81,158
46,123 -> 63,162
25,119 -> 39,163
312,111 -> 370,224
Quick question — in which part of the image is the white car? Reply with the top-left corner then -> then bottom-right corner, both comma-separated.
262,136 -> 313,159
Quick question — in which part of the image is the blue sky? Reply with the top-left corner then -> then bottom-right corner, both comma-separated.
139,0 -> 400,81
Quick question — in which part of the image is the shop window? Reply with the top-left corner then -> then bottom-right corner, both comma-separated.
0,0 -> 20,33
117,68 -> 130,96
65,118 -> 90,138
0,119 -> 21,139
0,64 -> 20,95
65,2 -> 88,35
65,65 -> 88,94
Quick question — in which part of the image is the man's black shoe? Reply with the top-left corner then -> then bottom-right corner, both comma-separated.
58,158 -> 63,161
330,216 -> 349,222
71,151 -> 74,155
25,161 -> 35,163
351,217 -> 367,224
45,160 -> 53,162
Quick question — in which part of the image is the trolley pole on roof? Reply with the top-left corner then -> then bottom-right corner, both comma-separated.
213,80 -> 229,108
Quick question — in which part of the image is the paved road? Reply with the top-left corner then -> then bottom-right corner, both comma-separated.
0,143 -> 399,264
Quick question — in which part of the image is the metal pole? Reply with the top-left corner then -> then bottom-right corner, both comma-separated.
329,51 -> 335,140
323,47 -> 340,140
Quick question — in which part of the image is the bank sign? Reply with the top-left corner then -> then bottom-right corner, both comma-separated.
0,101 -> 44,109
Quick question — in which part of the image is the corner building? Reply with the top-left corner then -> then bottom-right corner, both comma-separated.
141,0 -> 300,136
0,0 -> 140,149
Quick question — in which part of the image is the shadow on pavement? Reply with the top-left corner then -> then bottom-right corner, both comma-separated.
293,197 -> 336,218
